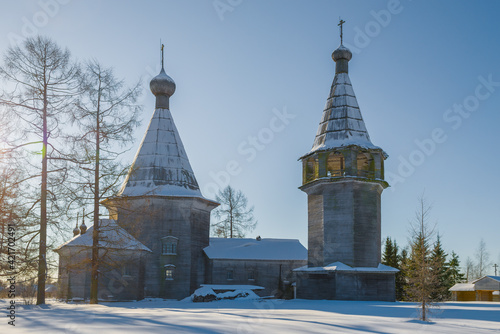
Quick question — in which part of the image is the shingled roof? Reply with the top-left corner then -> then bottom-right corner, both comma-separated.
306,44 -> 385,157
117,67 -> 206,199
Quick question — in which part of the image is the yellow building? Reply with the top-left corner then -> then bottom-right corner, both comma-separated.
450,276 -> 500,302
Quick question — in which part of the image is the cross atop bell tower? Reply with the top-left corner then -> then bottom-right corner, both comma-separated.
338,18 -> 345,45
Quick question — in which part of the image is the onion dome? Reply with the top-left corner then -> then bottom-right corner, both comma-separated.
80,221 -> 87,235
332,44 -> 352,62
150,67 -> 176,97
73,223 -> 80,236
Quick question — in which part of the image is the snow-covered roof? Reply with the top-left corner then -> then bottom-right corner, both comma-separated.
200,284 -> 265,291
117,106 -> 206,199
293,262 -> 398,273
449,283 -> 475,292
204,238 -> 307,261
55,219 -> 151,252
304,46 -> 386,158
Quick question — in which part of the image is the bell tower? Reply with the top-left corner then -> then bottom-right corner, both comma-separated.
295,20 -> 396,301
300,40 -> 388,268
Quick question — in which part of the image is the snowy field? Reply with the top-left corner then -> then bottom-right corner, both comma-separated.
2,298 -> 499,333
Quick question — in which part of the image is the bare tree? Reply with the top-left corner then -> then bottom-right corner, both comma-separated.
0,36 -> 79,304
465,257 -> 475,282
71,59 -> 141,304
474,238 -> 491,278
211,185 -> 257,238
404,196 -> 439,321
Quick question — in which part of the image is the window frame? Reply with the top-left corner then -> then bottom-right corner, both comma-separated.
164,264 -> 175,281
161,236 -> 179,255
226,269 -> 234,281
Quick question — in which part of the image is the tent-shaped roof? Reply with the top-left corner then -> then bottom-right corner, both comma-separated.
304,44 -> 386,158
55,219 -> 151,252
117,67 -> 208,199
118,107 -> 203,198
204,238 -> 307,261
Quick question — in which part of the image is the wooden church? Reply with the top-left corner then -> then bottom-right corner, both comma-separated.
56,25 -> 396,301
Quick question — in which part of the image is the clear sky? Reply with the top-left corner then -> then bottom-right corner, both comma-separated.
1,0 -> 499,272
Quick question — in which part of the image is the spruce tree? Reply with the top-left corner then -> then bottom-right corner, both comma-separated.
430,234 -> 449,301
447,251 -> 465,286
382,237 -> 409,301
382,237 -> 397,267
398,248 -> 409,301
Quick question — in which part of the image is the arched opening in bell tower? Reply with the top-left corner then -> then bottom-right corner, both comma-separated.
304,156 -> 317,183
357,152 -> 375,178
327,151 -> 344,177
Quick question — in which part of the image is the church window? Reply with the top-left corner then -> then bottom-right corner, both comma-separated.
122,264 -> 133,278
327,152 -> 344,177
161,236 -> 179,255
165,264 -> 175,280
226,269 -> 234,280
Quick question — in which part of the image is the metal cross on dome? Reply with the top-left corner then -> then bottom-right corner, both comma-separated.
338,18 -> 345,45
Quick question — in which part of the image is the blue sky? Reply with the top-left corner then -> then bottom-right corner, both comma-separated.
1,0 -> 499,272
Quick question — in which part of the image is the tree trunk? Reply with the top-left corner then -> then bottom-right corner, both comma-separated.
90,89 -> 101,304
36,84 -> 48,305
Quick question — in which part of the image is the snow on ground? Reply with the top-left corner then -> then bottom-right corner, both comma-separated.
1,298 -> 499,333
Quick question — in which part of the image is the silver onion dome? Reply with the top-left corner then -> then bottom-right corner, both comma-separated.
150,67 -> 176,97
332,44 -> 352,62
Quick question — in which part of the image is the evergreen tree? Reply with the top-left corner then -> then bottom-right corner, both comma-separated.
382,237 -> 398,268
447,251 -> 465,286
398,247 -> 409,301
382,237 -> 411,301
382,237 -> 406,300
430,234 -> 449,301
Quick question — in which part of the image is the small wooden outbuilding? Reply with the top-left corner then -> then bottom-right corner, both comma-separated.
450,276 -> 500,302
